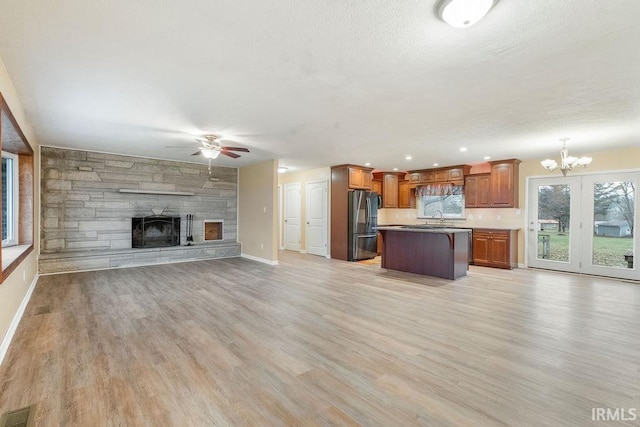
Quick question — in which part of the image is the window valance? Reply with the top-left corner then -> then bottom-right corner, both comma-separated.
415,184 -> 464,197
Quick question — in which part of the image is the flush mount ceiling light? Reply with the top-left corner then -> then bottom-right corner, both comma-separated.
541,138 -> 592,177
277,167 -> 288,173
436,0 -> 498,28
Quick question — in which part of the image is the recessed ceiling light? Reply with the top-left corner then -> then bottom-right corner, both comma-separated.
433,163 -> 439,167
393,168 -> 398,171
277,167 -> 288,173
364,162 -> 371,166
484,156 -> 491,160
405,155 -> 412,160
460,147 -> 467,152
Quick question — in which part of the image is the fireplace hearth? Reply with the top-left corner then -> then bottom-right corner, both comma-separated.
132,215 -> 180,248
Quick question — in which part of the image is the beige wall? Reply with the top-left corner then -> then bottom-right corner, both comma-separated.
278,167 -> 331,252
238,159 -> 278,263
0,56 -> 40,354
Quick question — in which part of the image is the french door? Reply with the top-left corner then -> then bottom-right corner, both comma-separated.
528,172 -> 639,281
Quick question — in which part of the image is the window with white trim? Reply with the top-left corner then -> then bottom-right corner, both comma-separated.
416,184 -> 465,219
2,151 -> 19,247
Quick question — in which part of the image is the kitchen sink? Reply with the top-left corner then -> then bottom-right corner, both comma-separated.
401,224 -> 450,229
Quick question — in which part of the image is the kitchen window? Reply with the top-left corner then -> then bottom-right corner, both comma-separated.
1,151 -> 18,247
416,184 -> 465,219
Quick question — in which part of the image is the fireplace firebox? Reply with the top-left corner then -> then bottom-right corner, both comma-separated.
132,216 -> 180,248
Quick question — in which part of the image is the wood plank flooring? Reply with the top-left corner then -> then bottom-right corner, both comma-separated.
1,252 -> 639,426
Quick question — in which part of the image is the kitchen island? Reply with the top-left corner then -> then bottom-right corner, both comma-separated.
377,226 -> 471,280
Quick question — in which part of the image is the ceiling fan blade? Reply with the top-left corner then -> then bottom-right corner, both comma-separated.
221,150 -> 241,159
191,151 -> 202,156
221,146 -> 250,152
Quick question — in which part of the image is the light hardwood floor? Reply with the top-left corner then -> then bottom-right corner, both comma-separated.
1,252 -> 639,426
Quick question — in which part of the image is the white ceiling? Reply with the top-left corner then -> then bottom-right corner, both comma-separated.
0,0 -> 638,172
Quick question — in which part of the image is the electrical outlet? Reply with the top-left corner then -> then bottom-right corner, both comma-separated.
497,214 -> 502,220
516,209 -> 521,215
260,243 -> 264,249
263,207 -> 266,213
23,270 -> 26,281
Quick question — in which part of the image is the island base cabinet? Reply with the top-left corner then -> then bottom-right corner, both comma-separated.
380,229 -> 470,280
472,229 -> 518,269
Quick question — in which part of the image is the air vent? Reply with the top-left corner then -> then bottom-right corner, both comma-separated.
0,405 -> 35,427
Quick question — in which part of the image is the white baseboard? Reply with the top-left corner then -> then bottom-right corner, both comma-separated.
518,263 -> 526,268
299,250 -> 307,254
241,253 -> 279,266
0,274 -> 39,367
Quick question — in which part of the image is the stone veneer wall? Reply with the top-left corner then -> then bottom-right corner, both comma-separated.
39,146 -> 240,273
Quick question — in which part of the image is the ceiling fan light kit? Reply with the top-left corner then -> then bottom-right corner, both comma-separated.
541,138 -> 592,176
436,0 -> 498,28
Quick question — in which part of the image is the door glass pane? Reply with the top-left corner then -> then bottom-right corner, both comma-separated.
592,181 -> 635,268
537,184 -> 571,262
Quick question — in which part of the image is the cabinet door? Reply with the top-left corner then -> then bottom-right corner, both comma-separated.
472,232 -> 492,265
465,176 -> 479,208
489,231 -> 511,268
383,174 -> 399,208
434,170 -> 448,182
398,180 -> 410,208
348,167 -> 362,188
491,161 -> 518,207
449,168 -> 464,180
372,179 -> 382,195
361,171 -> 372,189
477,174 -> 492,208
422,171 -> 434,183
409,173 -> 422,184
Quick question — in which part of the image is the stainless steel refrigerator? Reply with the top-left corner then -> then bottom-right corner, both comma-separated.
348,190 -> 379,261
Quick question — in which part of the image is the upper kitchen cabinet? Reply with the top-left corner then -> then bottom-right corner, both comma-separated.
489,159 -> 520,208
332,164 -> 373,190
398,179 -> 412,208
373,172 -> 406,208
465,159 -> 520,208
464,173 -> 491,208
408,165 -> 470,186
372,178 -> 382,195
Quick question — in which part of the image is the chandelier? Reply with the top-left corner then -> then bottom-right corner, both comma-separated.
541,138 -> 592,176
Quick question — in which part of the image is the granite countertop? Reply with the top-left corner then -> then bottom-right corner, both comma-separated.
378,224 -> 520,231
377,226 -> 471,234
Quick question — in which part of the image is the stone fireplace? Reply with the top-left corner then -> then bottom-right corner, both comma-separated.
132,216 -> 180,248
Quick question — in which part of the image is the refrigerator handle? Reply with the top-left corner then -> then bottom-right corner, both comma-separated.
366,197 -> 371,225
377,194 -> 383,209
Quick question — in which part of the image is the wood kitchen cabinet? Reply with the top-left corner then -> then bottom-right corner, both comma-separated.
348,166 -> 373,190
472,229 -> 518,269
489,159 -> 520,208
373,172 -> 408,208
372,179 -> 382,195
408,165 -> 470,186
398,180 -> 411,208
383,174 -> 399,208
464,173 -> 491,208
465,159 -> 520,208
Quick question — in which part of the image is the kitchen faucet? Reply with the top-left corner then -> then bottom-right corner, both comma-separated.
434,210 -> 444,224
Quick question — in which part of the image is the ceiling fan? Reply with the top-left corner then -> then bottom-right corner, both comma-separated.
192,135 -> 250,160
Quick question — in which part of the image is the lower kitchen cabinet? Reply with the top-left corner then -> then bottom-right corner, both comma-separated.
472,229 -> 518,269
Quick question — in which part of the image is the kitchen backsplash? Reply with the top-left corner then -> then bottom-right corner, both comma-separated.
379,208 -> 524,230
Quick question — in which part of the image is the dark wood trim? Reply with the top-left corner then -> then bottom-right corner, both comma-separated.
0,245 -> 34,284
0,91 -> 36,284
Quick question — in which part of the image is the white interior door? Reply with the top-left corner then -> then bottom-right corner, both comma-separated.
527,176 -> 582,273
284,182 -> 301,251
305,180 -> 328,257
528,172 -> 639,281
